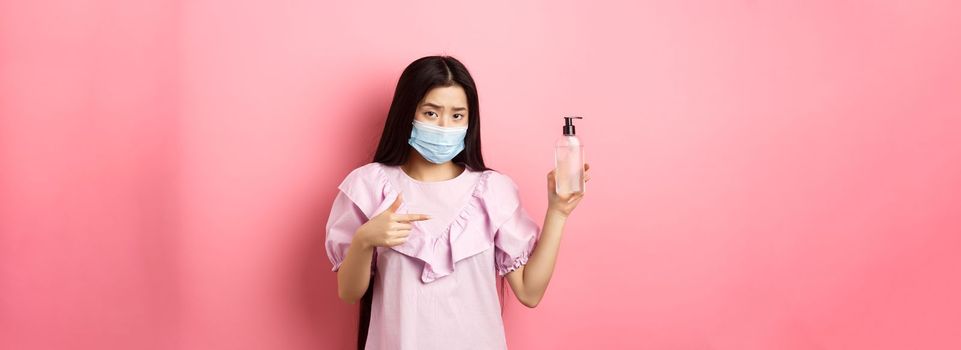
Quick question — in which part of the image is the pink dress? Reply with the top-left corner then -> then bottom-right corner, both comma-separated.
325,162 -> 540,349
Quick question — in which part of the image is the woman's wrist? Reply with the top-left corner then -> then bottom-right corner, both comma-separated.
352,232 -> 373,251
546,206 -> 570,221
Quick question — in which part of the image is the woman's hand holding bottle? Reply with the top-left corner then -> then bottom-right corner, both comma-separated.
547,163 -> 591,218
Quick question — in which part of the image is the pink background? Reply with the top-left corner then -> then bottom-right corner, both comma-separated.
2,0 -> 960,349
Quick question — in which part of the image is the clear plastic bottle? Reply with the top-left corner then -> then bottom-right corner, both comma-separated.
555,116 -> 585,195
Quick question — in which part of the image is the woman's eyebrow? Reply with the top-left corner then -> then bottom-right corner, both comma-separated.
422,102 -> 468,112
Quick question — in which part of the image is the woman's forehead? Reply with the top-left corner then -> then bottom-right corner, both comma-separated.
420,86 -> 468,109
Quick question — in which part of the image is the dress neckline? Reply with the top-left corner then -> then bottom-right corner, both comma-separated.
397,164 -> 471,185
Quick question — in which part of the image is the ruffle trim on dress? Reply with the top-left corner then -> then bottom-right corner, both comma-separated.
371,163 -> 496,283
496,248 -> 530,276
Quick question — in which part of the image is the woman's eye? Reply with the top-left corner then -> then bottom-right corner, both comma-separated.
424,111 -> 437,118
454,114 -> 464,120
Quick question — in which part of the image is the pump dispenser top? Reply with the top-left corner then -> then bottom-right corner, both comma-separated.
563,116 -> 582,136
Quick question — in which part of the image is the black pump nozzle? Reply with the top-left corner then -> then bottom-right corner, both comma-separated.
563,116 -> 583,136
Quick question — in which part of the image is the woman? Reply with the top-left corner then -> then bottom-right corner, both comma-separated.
325,55 -> 591,349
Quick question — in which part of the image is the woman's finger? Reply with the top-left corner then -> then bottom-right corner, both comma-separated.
394,213 -> 431,222
387,236 -> 409,247
390,222 -> 412,231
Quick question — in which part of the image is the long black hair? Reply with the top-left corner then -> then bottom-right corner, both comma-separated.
357,55 -> 507,349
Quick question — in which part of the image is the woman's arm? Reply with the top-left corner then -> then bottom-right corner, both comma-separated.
337,236 -> 375,304
504,209 -> 568,308
505,163 -> 590,308
337,193 -> 430,304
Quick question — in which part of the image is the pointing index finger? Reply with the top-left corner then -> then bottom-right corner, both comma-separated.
395,213 -> 431,222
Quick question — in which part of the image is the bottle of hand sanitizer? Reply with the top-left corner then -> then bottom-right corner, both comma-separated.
555,116 -> 585,195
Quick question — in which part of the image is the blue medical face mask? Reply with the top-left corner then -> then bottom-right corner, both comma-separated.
408,119 -> 468,164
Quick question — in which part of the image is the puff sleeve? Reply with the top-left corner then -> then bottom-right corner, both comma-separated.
488,173 -> 541,276
324,190 -> 375,274
324,163 -> 384,274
